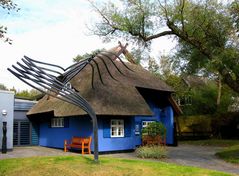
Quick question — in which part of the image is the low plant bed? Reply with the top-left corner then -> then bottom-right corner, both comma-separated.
135,146 -> 167,159
215,145 -> 239,164
0,156 -> 233,176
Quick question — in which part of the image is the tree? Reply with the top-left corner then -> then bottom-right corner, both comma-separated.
0,83 -> 8,90
73,49 -> 105,63
0,0 -> 18,44
89,0 -> 239,93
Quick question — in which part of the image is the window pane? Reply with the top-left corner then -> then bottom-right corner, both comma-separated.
118,120 -> 123,125
111,120 -> 116,125
118,127 -> 123,136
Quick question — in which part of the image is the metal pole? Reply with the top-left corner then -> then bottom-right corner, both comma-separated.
90,113 -> 99,162
2,121 -> 7,153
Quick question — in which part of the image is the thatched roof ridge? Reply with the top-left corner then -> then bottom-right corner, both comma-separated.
27,44 -> 175,117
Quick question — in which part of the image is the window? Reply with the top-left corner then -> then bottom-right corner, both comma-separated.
111,119 -> 124,137
142,121 -> 155,128
51,118 -> 64,128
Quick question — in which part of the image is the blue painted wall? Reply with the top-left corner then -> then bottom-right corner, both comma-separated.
39,116 -> 92,149
39,116 -> 136,152
134,103 -> 174,145
96,117 -> 135,152
38,91 -> 174,151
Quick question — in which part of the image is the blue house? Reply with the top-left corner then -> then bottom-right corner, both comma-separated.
27,45 -> 181,152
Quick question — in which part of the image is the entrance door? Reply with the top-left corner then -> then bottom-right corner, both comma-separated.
13,121 -> 31,146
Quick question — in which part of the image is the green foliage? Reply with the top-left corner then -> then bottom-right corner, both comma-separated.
0,83 -> 8,90
142,122 -> 166,137
211,112 -> 239,139
147,57 -> 159,74
15,89 -> 41,100
90,0 -> 239,93
73,49 -> 105,63
179,115 -> 212,133
135,146 -> 167,159
0,0 -> 19,44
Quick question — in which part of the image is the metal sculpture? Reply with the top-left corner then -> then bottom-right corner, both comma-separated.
2,122 -> 7,153
7,45 -> 132,161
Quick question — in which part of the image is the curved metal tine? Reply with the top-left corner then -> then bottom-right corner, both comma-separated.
8,68 -> 90,112
64,57 -> 90,71
20,60 -> 93,110
11,65 -> 46,85
16,61 -> 50,81
21,59 -> 77,94
101,51 -> 134,72
24,56 -> 65,72
11,65 -> 90,111
89,62 -> 95,89
22,58 -> 60,79
91,58 -> 104,85
16,62 -> 61,90
97,53 -> 125,76
12,65 -> 58,90
10,62 -> 94,115
63,57 -> 97,84
62,61 -> 88,83
20,58 -> 94,111
95,55 -> 118,81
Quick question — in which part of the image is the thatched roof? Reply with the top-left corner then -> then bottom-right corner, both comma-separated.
27,44 -> 176,117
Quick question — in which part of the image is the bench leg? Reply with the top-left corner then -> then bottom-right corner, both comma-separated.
88,147 -> 91,154
82,143 -> 84,155
64,145 -> 68,152
64,140 -> 68,152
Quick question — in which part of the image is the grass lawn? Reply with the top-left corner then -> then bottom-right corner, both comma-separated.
215,145 -> 239,164
0,156 -> 233,176
180,139 -> 239,147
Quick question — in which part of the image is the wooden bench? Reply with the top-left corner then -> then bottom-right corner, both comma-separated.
64,136 -> 92,154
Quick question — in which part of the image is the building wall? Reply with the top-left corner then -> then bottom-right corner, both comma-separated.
96,117 -> 135,152
38,89 -> 175,151
39,116 -> 92,149
0,90 -> 14,150
38,102 -> 174,151
14,99 -> 38,146
39,116 -> 135,152
134,99 -> 174,145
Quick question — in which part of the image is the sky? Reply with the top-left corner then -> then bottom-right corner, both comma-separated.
0,0 -> 175,91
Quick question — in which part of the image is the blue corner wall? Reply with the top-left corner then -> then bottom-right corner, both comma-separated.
38,91 -> 174,151
134,106 -> 174,146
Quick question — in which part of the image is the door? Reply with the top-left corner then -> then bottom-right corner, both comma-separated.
13,120 -> 31,146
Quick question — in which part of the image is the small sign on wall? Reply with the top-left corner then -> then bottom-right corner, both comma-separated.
135,124 -> 140,135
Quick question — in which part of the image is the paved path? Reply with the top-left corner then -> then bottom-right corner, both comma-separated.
0,145 -> 238,175
106,144 -> 239,175
0,146 -> 78,159
165,144 -> 239,175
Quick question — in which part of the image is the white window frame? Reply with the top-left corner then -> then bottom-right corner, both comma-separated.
51,118 -> 64,128
142,121 -> 155,128
111,119 -> 124,138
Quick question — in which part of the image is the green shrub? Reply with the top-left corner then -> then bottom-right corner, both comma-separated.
141,122 -> 166,137
135,146 -> 167,159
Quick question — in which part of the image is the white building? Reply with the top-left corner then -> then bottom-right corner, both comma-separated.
0,90 -> 14,151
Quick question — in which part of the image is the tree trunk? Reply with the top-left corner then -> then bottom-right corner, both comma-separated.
216,74 -> 222,107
